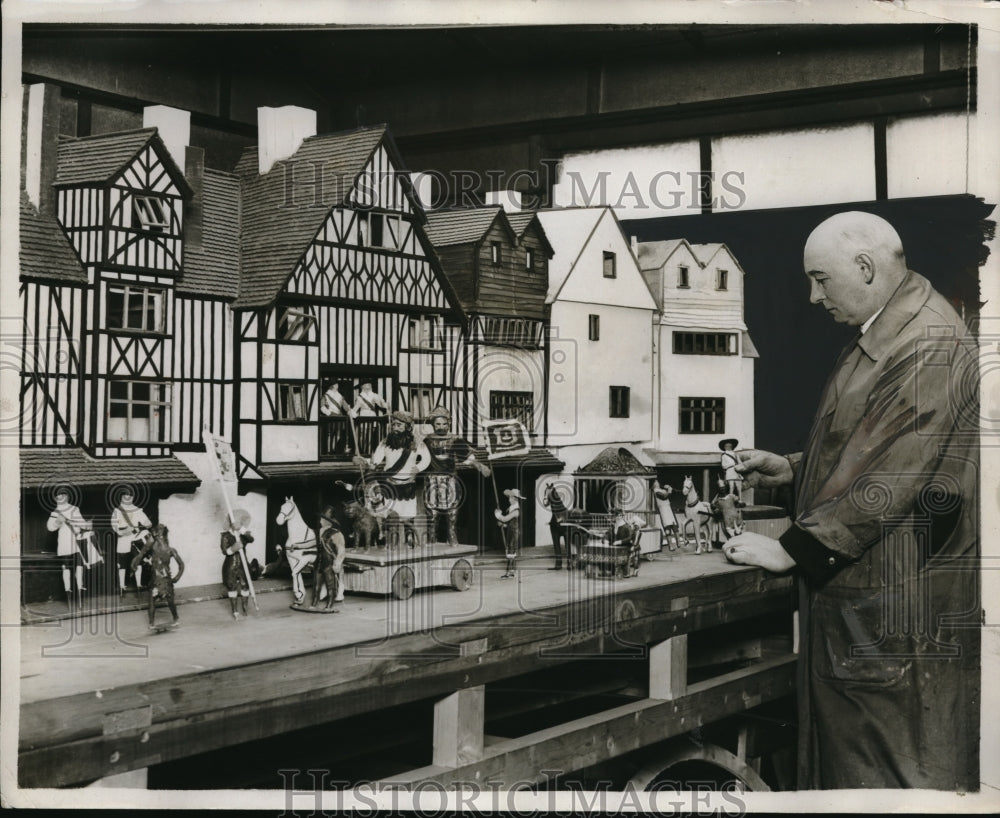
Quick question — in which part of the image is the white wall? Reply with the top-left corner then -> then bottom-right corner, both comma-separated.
548,301 -> 653,448
159,451 -> 267,588
476,345 -> 546,436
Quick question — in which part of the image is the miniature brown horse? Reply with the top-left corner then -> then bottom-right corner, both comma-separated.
130,523 -> 184,628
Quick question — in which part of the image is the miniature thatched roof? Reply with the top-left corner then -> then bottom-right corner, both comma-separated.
575,447 -> 654,476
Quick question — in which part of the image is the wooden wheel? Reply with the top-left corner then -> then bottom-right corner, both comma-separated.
450,558 -> 473,591
391,565 -> 415,600
628,742 -> 771,792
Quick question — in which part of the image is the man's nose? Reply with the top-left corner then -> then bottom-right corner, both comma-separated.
808,279 -> 824,304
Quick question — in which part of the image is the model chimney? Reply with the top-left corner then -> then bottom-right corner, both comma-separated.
485,189 -> 523,213
184,146 -> 205,249
257,106 -> 317,174
143,105 -> 191,169
23,83 -> 60,215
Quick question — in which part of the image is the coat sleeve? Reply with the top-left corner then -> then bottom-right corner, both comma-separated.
780,333 -> 977,580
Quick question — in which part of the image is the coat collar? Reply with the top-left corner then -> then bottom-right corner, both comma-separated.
856,270 -> 932,362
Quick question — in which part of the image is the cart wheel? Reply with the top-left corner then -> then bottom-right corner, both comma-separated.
450,558 -> 473,591
391,565 -> 415,600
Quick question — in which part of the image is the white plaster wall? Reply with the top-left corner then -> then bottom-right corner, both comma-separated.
477,345 -> 546,435
548,302 -> 653,448
655,324 -> 754,455
159,451 -> 267,588
886,112 -> 973,198
260,425 -> 318,463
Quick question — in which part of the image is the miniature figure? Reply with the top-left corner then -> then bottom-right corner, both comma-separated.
495,488 -> 525,578
274,496 -> 317,604
130,523 -> 184,630
719,438 -> 742,500
309,505 -> 346,610
111,488 -> 152,595
680,476 -> 713,555
651,480 -> 681,551
220,509 -> 254,619
46,487 -> 101,603
541,482 -> 571,570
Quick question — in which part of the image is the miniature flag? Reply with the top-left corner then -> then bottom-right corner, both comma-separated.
204,427 -> 237,482
483,419 -> 530,460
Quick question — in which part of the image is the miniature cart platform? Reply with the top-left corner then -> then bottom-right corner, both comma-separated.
563,522 -> 642,579
341,543 -> 477,599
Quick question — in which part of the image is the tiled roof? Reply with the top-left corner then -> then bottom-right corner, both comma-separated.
424,207 -> 502,247
256,461 -> 361,481
232,126 -> 387,309
636,239 -> 685,271
575,446 -> 654,476
53,129 -> 192,196
505,211 -> 536,237
20,448 -> 200,491
178,169 -> 241,299
19,193 -> 86,283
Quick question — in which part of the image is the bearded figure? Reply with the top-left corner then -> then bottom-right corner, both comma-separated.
423,406 -> 490,546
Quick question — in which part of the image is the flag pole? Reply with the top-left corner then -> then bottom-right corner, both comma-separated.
203,427 -> 259,611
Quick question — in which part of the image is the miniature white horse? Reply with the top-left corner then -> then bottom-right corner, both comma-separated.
681,476 -> 713,555
275,496 -> 317,604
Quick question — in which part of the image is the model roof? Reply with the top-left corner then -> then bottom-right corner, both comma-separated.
54,128 -> 193,197
19,193 -> 87,284
232,125 -> 390,309
178,169 -> 241,299
636,239 -> 688,271
424,206 -> 508,247
534,207 -> 605,302
20,448 -> 200,490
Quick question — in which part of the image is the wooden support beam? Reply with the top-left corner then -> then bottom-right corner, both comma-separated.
649,635 -> 687,701
433,687 -> 485,767
385,654 -> 797,788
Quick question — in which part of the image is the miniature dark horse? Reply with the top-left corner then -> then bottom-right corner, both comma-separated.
130,523 -> 184,628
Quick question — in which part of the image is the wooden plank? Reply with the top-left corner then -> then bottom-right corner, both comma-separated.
649,635 -> 687,700
344,544 -> 476,567
432,686 -> 485,767
385,655 -> 797,788
19,570 -> 793,786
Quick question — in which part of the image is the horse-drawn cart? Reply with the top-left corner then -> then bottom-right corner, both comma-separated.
563,519 -> 642,579
342,543 -> 478,600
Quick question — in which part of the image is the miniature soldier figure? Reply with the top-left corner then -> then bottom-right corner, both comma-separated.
495,488 -> 526,578
46,487 -> 99,602
542,482 -> 570,569
352,380 -> 388,417
652,480 -> 681,551
423,405 -> 490,546
719,438 -> 742,500
355,410 -> 430,548
111,488 -> 152,594
311,505 -> 346,610
220,509 -> 254,619
130,524 -> 184,629
320,380 -> 354,455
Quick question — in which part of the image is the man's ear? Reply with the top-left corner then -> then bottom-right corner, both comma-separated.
855,252 -> 875,284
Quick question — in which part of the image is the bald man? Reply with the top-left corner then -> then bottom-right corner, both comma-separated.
726,212 -> 979,790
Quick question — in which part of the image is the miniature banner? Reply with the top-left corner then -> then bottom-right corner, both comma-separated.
204,429 -> 238,482
483,419 -> 530,460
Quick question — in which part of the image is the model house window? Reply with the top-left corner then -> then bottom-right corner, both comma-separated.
588,314 -> 600,341
277,383 -> 308,421
678,266 -> 690,288
409,387 -> 435,421
672,332 -> 738,355
717,269 -> 729,290
132,195 -> 170,232
491,241 -> 502,265
278,306 -> 315,341
679,397 -> 725,434
481,316 -> 543,348
609,386 -> 630,418
490,390 -> 535,432
603,251 -> 617,279
525,247 -> 534,270
357,212 -> 400,249
407,314 -> 442,349
107,284 -> 165,333
107,380 -> 170,442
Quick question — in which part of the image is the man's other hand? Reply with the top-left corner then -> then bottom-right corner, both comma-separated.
734,449 -> 794,488
724,532 -> 796,573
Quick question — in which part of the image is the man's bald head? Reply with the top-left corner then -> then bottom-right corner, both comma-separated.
802,212 -> 908,326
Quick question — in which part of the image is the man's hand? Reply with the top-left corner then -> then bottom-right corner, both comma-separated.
734,449 -> 794,489
723,532 -> 796,573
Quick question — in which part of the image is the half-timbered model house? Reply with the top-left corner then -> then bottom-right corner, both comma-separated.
532,206 -> 660,547
637,239 -> 758,503
227,107 -> 473,561
17,86 -> 219,601
424,200 -> 561,549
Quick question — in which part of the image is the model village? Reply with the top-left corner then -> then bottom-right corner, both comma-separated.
17,86 -> 799,790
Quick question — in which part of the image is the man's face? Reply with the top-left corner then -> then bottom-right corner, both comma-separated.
361,384 -> 371,393
121,493 -> 133,505
803,238 -> 871,325
390,419 -> 408,434
55,491 -> 68,505
432,417 -> 450,436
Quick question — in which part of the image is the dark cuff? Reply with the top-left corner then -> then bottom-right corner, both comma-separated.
779,524 -> 846,584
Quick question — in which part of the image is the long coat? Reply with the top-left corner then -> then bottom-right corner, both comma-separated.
789,271 -> 979,789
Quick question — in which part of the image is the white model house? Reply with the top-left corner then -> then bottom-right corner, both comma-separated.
637,238 -> 758,499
